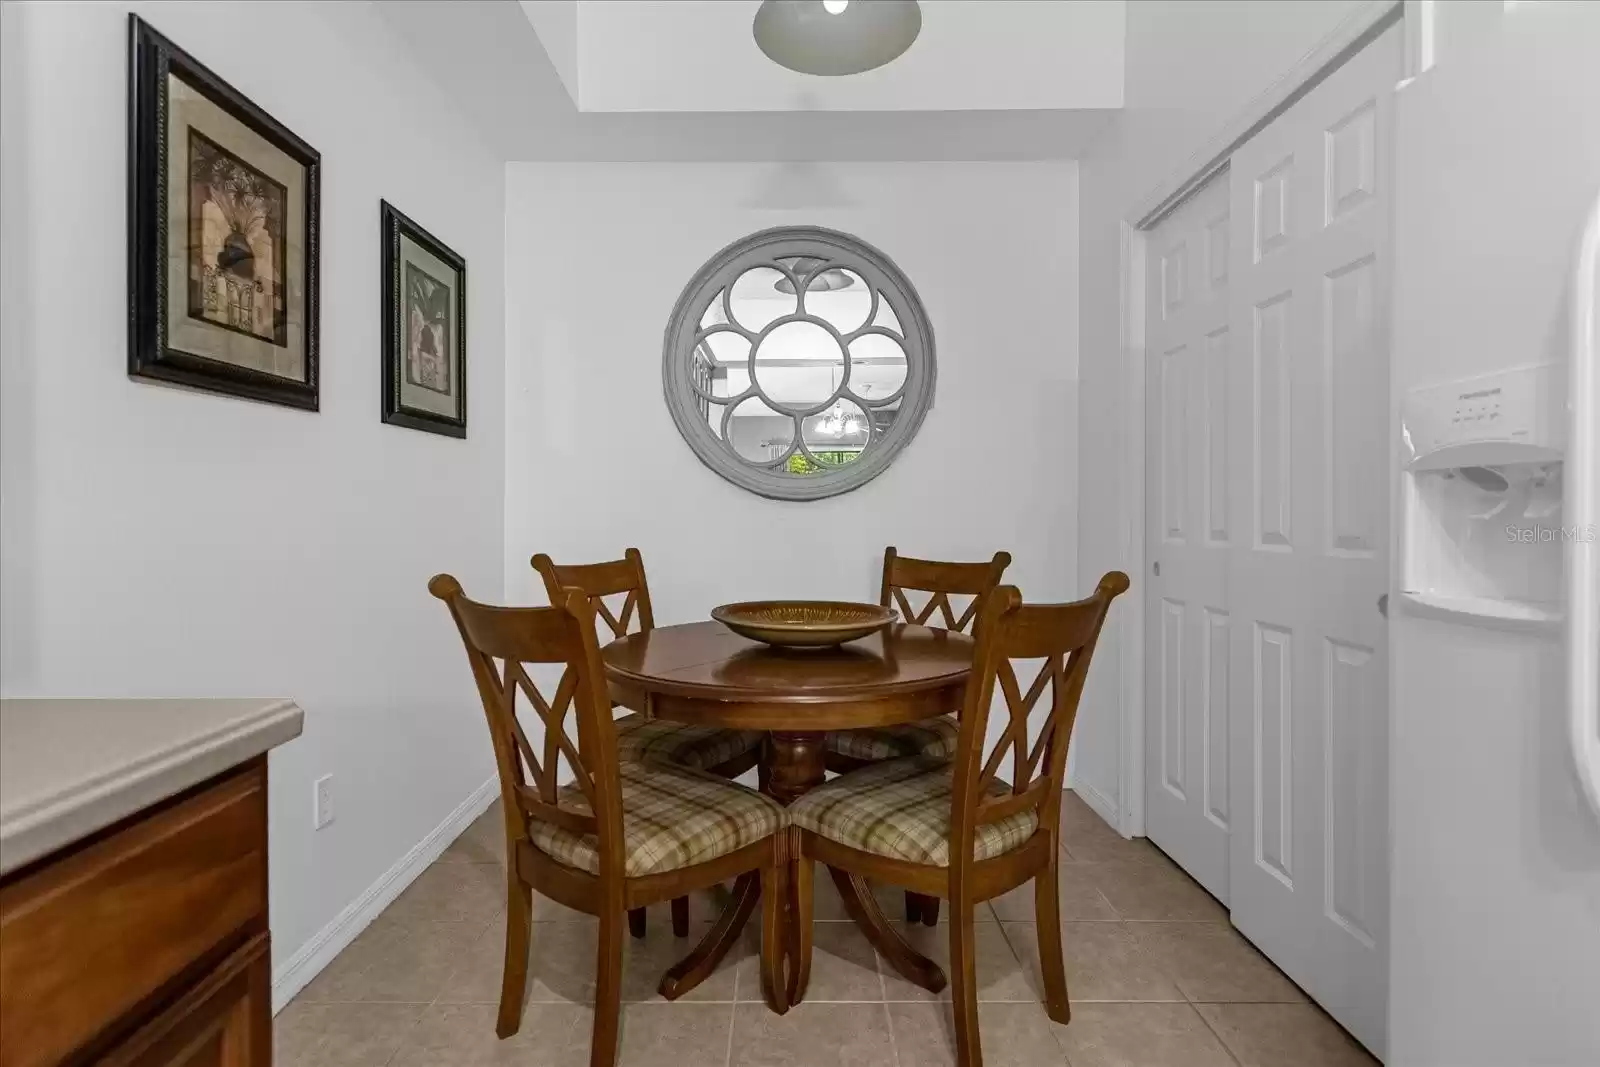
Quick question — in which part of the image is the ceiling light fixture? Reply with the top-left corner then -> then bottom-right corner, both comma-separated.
774,256 -> 855,294
753,0 -> 922,77
817,403 -> 863,438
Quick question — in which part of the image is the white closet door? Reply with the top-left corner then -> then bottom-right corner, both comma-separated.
1143,174 -> 1233,903
1226,26 -> 1398,1057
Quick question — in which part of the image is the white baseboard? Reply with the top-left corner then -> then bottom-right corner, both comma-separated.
1074,780 -> 1126,837
270,775 -> 500,1013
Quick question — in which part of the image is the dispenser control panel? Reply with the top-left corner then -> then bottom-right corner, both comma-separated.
1451,388 -> 1504,428
1404,363 -> 1563,467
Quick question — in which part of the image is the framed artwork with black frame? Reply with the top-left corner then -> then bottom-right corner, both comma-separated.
380,201 -> 467,438
127,15 -> 321,410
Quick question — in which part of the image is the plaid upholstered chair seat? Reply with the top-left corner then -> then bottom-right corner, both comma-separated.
789,755 -> 1038,867
613,712 -> 763,771
822,716 -> 960,763
527,759 -> 787,877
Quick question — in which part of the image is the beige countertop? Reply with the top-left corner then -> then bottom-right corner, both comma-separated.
0,698 -> 303,875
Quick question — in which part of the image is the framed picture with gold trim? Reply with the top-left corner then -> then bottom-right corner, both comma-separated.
127,15 -> 320,410
380,201 -> 467,438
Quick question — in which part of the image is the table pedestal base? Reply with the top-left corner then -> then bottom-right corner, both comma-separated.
657,730 -> 947,1003
767,731 -> 825,805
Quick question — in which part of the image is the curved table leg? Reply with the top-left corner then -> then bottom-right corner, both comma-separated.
658,730 -> 947,1004
827,868 -> 947,994
658,872 -> 760,1000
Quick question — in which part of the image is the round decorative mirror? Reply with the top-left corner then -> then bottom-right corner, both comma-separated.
662,226 -> 935,501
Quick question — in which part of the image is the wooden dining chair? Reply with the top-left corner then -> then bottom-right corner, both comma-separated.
430,576 -> 790,1067
789,573 -> 1129,1067
824,546 -> 1011,924
533,548 -> 764,939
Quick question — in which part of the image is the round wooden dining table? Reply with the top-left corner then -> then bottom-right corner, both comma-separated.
602,619 -> 974,1001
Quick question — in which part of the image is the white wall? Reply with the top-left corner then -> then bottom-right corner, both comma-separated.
1072,0 -> 1374,825
505,160 -> 1079,638
0,0 -> 506,997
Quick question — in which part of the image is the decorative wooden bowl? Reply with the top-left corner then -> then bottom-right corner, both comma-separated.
711,600 -> 897,648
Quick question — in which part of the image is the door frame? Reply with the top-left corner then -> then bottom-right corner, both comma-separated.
1111,0 -> 1406,837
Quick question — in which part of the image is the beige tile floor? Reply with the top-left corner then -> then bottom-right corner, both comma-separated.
277,792 -> 1378,1067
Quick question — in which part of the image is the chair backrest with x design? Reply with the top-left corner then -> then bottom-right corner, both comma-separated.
429,575 -> 627,877
532,548 -> 656,641
949,573 -> 1130,860
879,547 -> 1012,634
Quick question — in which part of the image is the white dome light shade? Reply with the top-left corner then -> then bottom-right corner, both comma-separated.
773,256 -> 856,293
753,0 -> 922,77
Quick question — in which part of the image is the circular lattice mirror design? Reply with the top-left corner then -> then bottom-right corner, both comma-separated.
662,226 -> 936,501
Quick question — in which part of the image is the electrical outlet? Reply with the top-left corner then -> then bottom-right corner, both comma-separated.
313,774 -> 334,830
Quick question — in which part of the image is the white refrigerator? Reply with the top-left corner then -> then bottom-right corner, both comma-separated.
1389,5 -> 1600,1065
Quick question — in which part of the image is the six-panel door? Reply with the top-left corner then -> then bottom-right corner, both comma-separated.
1145,23 -> 1399,1059
1143,173 -> 1234,905
1225,26 -> 1398,1058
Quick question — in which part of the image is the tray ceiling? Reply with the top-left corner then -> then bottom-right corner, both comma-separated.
375,0 -> 1122,161
526,0 -> 1125,114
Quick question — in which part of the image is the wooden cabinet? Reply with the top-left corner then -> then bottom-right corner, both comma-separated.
104,936 -> 270,1067
0,761 -> 272,1067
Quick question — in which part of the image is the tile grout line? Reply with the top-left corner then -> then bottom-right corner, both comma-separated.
375,925 -> 455,1067
1139,902 -> 1248,1062
993,916 -> 1040,1004
882,999 -> 903,1067
721,996 -> 737,1067
1191,1002 -> 1247,1067
1090,884 -> 1120,920
1051,1001 -> 1080,1067
874,923 -> 902,1067
875,920 -> 891,1005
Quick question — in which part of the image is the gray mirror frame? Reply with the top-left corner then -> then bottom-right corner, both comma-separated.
662,225 -> 936,501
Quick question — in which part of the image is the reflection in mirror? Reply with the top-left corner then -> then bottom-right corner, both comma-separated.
700,328 -> 749,366
802,269 -> 871,333
704,398 -> 726,439
870,298 -> 903,335
753,320 -> 845,408
846,333 -> 908,401
729,267 -> 795,332
727,395 -> 794,464
874,397 -> 902,439
691,339 -> 742,407
800,397 -> 870,470
699,292 -> 728,329
773,256 -> 854,293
